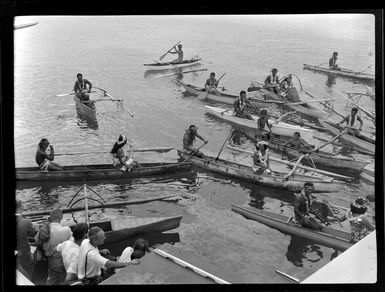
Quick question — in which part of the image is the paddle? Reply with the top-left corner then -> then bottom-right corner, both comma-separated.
322,199 -> 343,227
81,98 -> 123,104
198,72 -> 227,100
159,41 -> 182,61
215,130 -> 234,161
56,91 -> 96,97
55,146 -> 175,156
181,141 -> 208,162
308,129 -> 349,153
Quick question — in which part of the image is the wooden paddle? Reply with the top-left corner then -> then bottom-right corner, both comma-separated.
215,130 -> 233,161
322,199 -> 343,227
56,91 -> 96,97
55,146 -> 175,156
81,98 -> 123,104
198,72 -> 227,100
159,41 -> 182,61
181,141 -> 208,162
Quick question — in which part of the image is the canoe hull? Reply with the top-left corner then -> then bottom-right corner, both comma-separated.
178,151 -> 344,193
16,162 -> 192,182
205,105 -> 313,140
144,59 -> 201,71
74,95 -> 96,118
303,64 -> 374,81
231,204 -> 352,251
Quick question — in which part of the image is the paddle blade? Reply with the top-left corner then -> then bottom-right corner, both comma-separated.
56,92 -> 73,97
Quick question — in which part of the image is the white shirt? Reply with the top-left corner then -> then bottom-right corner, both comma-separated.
57,238 -> 80,274
77,239 -> 108,279
44,222 -> 72,257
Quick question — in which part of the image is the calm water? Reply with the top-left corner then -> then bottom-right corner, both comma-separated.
14,15 -> 376,283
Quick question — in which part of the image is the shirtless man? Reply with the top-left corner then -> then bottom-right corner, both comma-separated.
169,44 -> 183,64
183,125 -> 208,158
204,72 -> 220,94
283,132 -> 314,151
35,138 -> 63,171
329,52 -> 339,69
257,110 -> 272,132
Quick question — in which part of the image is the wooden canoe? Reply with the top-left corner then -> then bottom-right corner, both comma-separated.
205,105 -> 314,140
177,150 -> 345,193
234,132 -> 369,173
318,120 -> 375,155
231,204 -> 352,251
16,162 -> 192,182
181,83 -> 273,108
74,95 -> 96,119
144,58 -> 201,70
303,64 -> 375,82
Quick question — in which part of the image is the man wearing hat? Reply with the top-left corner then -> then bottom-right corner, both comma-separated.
264,68 -> 281,94
329,52 -> 339,69
170,43 -> 184,64
183,125 -> 208,158
337,107 -> 364,138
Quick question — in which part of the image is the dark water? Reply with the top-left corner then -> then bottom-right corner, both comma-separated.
14,15 -> 375,283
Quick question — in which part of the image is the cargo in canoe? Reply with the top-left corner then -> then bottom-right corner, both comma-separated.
231,204 -> 352,251
16,162 -> 192,182
205,105 -> 314,140
303,64 -> 375,82
177,150 -> 345,193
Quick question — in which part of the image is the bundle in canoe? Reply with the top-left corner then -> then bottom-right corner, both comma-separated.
303,64 -> 374,82
204,105 -> 314,140
177,150 -> 345,193
16,162 -> 192,182
318,120 -> 375,156
231,204 -> 352,251
181,83 -> 274,108
144,57 -> 202,71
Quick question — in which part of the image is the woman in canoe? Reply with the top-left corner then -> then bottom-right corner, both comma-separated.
183,125 -> 208,158
35,138 -> 63,171
337,197 -> 375,243
252,141 -> 271,174
110,134 -> 140,172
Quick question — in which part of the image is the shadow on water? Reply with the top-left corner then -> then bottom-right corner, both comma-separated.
325,75 -> 337,88
76,106 -> 99,130
144,63 -> 202,78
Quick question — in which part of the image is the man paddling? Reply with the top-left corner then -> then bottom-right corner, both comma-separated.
204,72 -> 220,94
74,73 -> 93,102
264,68 -> 280,94
283,132 -> 314,151
293,182 -> 323,231
110,134 -> 140,172
35,138 -> 63,171
234,91 -> 253,120
183,125 -> 208,158
329,52 -> 339,70
337,107 -> 363,138
169,44 -> 183,64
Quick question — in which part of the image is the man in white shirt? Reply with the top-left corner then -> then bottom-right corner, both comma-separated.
78,227 -> 139,285
43,209 -> 72,285
56,223 -> 89,284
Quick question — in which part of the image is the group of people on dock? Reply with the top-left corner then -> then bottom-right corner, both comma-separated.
16,201 -> 149,285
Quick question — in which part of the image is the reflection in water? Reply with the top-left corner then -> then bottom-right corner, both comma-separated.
76,106 -> 98,130
325,75 -> 336,88
286,235 -> 326,267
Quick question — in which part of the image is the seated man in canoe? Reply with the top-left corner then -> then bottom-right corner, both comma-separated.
329,52 -> 339,70
335,197 -> 375,243
234,91 -> 253,120
283,132 -> 314,151
74,73 -> 93,103
204,72 -> 220,95
293,182 -> 323,231
280,75 -> 300,102
257,109 -> 272,133
35,138 -> 63,171
264,68 -> 281,94
183,125 -> 208,158
169,44 -> 183,64
110,134 -> 140,172
336,107 -> 364,138
252,141 -> 271,174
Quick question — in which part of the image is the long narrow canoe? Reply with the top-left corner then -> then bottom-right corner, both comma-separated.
144,58 -> 201,70
74,95 -> 96,119
177,150 -> 345,193
359,165 -> 375,184
231,204 -> 352,251
318,120 -> 375,155
181,83 -> 273,108
232,133 -> 369,173
303,64 -> 375,81
16,162 -> 192,182
205,105 -> 314,140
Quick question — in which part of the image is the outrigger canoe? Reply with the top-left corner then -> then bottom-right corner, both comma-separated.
318,120 -> 375,156
144,58 -> 202,71
205,105 -> 314,140
74,95 -> 96,119
181,83 -> 273,108
177,151 -> 345,193
231,204 -> 352,251
303,64 -> 375,82
16,162 -> 192,182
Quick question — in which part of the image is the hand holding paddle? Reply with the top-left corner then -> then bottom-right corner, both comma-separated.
159,41 -> 182,61
182,141 -> 208,162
